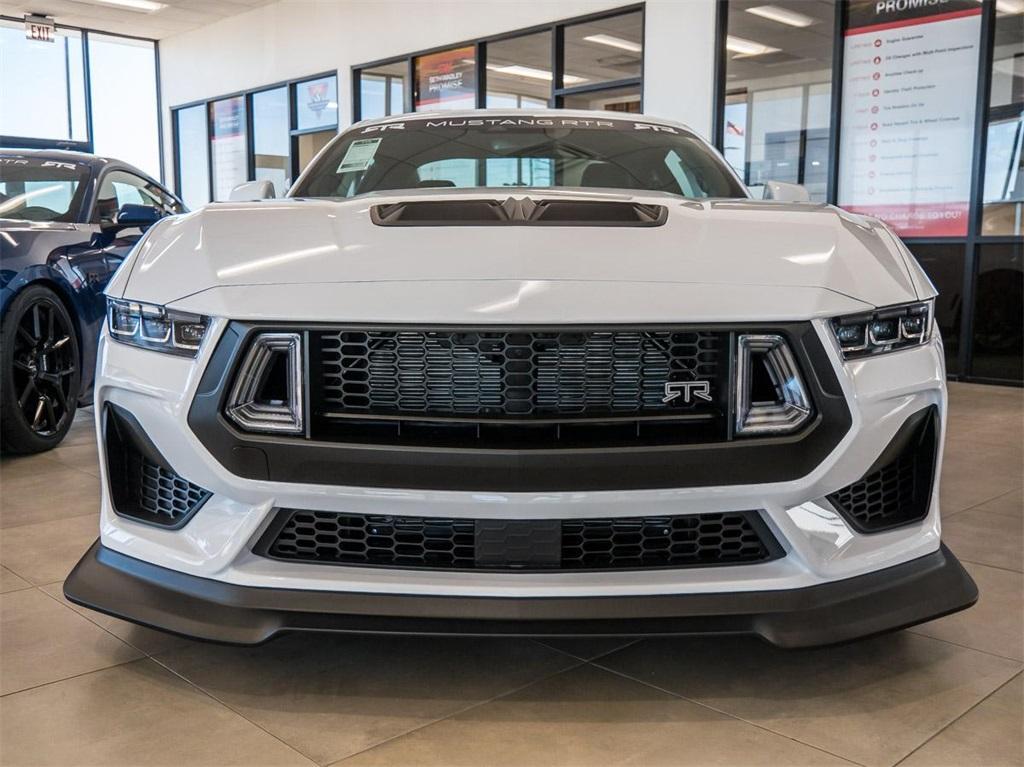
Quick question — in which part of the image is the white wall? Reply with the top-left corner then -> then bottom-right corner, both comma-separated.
158,0 -> 718,188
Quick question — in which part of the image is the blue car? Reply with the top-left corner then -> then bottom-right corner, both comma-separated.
0,150 -> 185,453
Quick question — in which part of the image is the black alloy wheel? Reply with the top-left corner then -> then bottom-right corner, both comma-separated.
1,286 -> 81,454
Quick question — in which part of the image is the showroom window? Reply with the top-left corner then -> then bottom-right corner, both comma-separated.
715,0 -> 1021,384
209,96 -> 248,201
0,20 -> 87,146
252,87 -> 290,198
980,9 -> 1023,236
171,71 -> 339,204
87,34 -> 160,178
352,5 -> 644,120
174,104 -> 210,210
0,19 -> 160,179
486,32 -> 553,108
717,1 -> 836,201
359,61 -> 409,119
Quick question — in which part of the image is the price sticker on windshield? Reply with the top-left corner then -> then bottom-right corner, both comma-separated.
337,138 -> 382,173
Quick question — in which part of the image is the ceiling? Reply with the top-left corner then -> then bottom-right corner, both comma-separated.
2,0 -> 277,39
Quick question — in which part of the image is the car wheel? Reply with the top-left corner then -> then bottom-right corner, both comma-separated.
1,286 -> 81,454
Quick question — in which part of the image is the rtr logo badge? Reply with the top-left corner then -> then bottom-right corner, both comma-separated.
662,381 -> 713,405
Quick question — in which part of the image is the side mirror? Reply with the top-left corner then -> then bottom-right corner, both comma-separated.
101,203 -> 162,233
229,180 -> 276,201
762,181 -> 810,203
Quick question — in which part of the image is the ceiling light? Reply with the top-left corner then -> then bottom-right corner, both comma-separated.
83,0 -> 167,12
583,34 -> 642,53
746,5 -> 816,27
726,35 -> 781,57
487,64 -> 586,85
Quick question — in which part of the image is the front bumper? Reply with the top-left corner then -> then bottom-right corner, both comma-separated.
65,539 -> 977,647
81,313 -> 966,645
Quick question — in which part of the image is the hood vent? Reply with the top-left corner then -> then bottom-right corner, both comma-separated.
370,197 -> 667,227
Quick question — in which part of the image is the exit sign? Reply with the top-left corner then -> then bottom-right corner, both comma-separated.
25,15 -> 55,43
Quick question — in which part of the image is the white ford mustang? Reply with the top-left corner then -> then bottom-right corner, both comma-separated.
65,110 -> 977,647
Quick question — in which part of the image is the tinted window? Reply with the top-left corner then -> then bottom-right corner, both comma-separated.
0,158 -> 89,222
293,117 -> 746,199
486,32 -> 552,109
972,243 -> 1023,382
563,11 -> 643,86
908,243 -> 965,375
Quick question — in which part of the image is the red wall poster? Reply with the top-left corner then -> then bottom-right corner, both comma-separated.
837,0 -> 983,237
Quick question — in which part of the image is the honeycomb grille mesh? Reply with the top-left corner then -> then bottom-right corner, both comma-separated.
314,329 -> 723,418
269,512 -> 476,569
106,406 -> 210,528
127,450 -> 210,525
562,513 -> 771,569
259,510 -> 777,571
827,409 -> 937,532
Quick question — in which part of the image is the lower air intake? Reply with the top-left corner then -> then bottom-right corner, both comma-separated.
105,405 -> 210,528
828,406 -> 939,533
255,509 -> 781,571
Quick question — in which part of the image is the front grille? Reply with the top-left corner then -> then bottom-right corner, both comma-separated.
255,509 -> 781,571
309,327 -> 727,447
106,405 -> 210,528
828,407 -> 938,533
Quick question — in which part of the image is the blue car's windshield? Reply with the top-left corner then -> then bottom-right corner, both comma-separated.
0,158 -> 89,223
293,116 -> 746,200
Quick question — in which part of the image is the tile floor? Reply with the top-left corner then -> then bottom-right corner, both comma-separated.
0,382 -> 1020,767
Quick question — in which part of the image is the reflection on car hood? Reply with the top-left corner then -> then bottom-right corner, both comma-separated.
113,189 -> 925,310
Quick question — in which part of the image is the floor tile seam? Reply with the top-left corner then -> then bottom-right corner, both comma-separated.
586,658 -> 867,767
890,669 -> 1024,767
323,658 -> 589,766
146,655 -> 321,766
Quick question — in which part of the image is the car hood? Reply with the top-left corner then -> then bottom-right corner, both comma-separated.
112,189 -> 926,311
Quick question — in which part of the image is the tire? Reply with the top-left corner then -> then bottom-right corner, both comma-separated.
1,285 -> 81,454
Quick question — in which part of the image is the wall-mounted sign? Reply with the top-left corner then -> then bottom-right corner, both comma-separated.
838,0 -> 983,237
415,46 -> 477,111
24,14 -> 55,43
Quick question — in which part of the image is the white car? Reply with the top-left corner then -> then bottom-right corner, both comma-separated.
65,110 -> 977,647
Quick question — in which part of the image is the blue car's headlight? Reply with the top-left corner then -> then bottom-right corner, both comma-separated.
831,300 -> 933,359
107,298 -> 208,357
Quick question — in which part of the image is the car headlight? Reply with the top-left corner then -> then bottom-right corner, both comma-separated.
107,298 -> 209,357
830,300 -> 933,359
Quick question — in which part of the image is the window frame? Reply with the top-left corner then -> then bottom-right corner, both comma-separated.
170,70 -> 339,204
351,4 -> 645,121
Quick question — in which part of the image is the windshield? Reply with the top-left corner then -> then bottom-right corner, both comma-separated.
292,116 -> 747,199
0,158 -> 89,223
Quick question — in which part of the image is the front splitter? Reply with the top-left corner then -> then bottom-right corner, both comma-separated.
64,540 -> 977,648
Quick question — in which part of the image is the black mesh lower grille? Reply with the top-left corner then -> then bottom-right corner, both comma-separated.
105,406 -> 210,528
828,407 -> 939,533
256,509 -> 781,571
